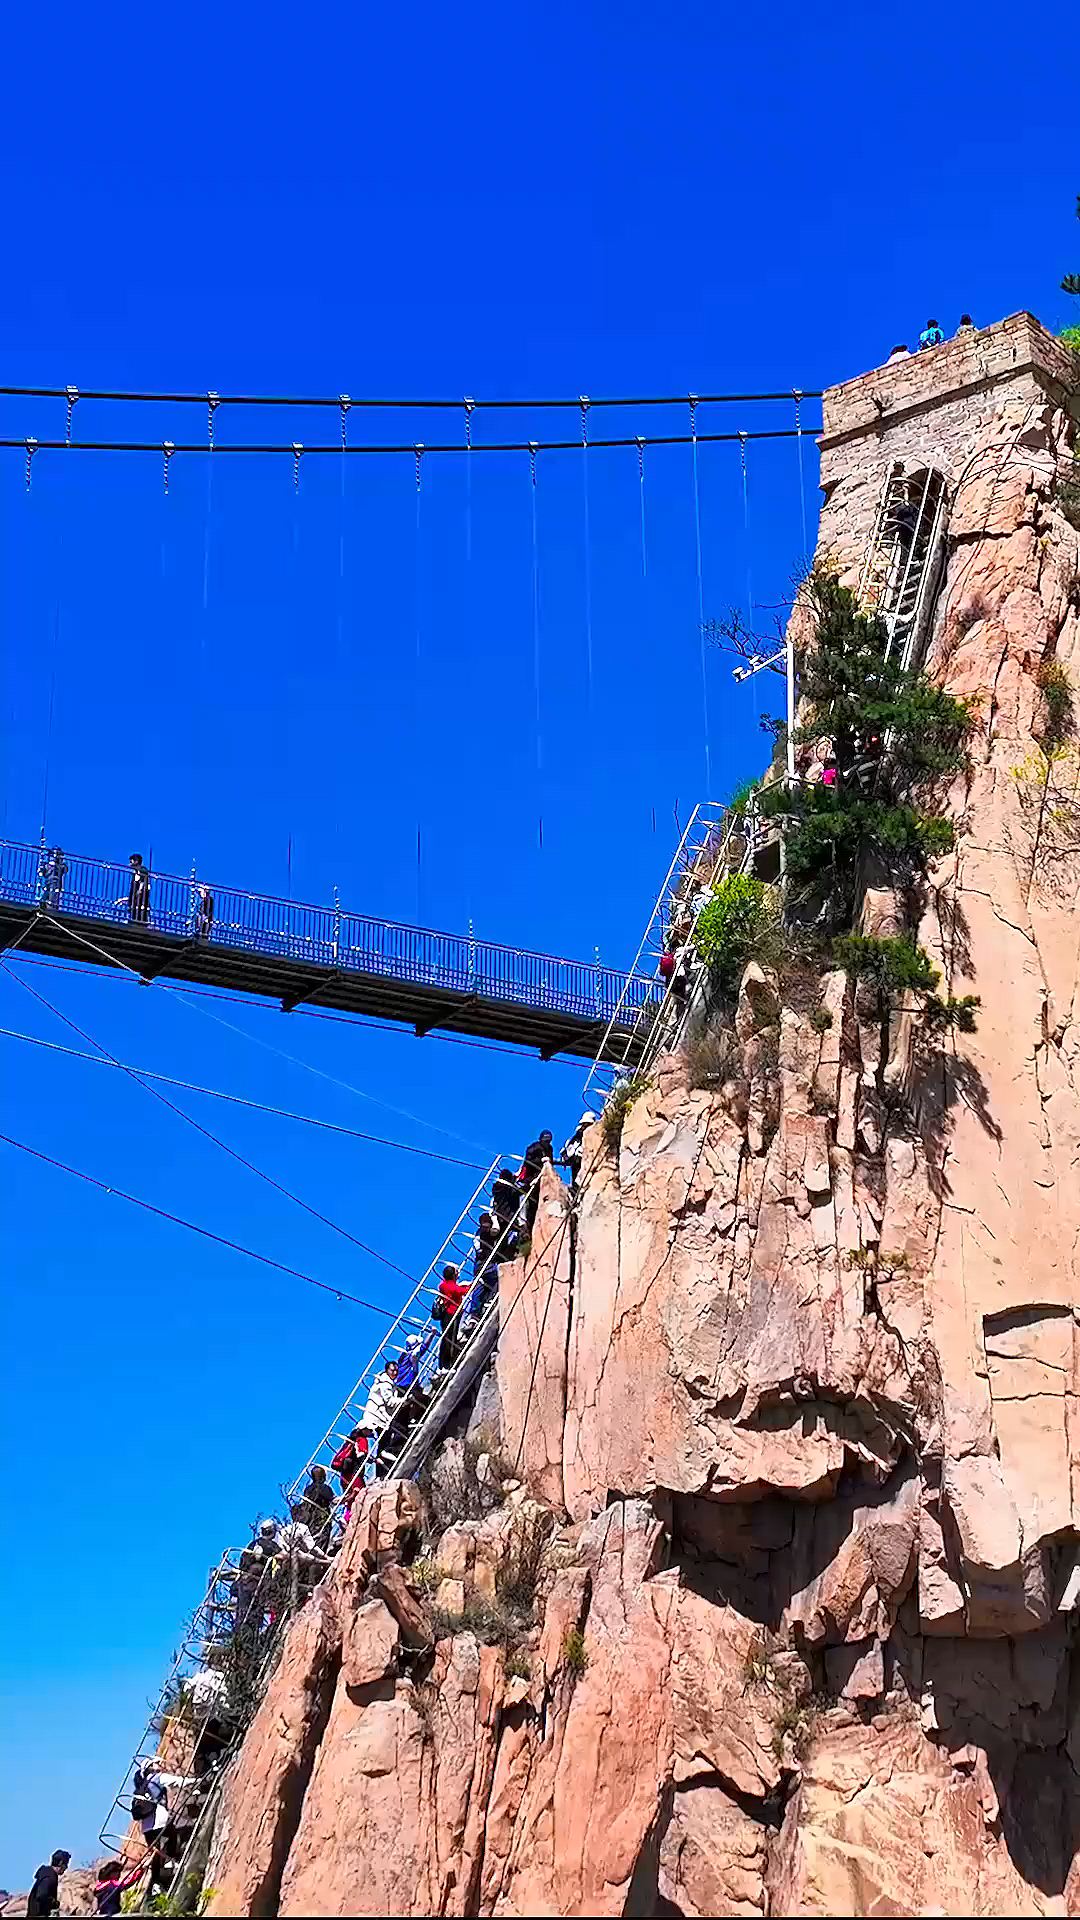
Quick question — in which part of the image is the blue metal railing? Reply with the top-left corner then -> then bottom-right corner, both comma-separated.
0,839 -> 662,1032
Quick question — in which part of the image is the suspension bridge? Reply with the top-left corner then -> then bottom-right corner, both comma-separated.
0,839 -> 660,1061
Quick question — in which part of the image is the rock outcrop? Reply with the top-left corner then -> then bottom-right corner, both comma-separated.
204,317 -> 1080,1915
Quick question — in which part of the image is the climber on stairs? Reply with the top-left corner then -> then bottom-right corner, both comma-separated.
520,1130 -> 554,1230
432,1263 -> 471,1369
491,1166 -> 521,1252
331,1425 -> 373,1516
561,1111 -> 597,1184
297,1462 -> 334,1549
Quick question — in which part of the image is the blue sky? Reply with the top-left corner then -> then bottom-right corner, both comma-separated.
0,0 -> 1076,1885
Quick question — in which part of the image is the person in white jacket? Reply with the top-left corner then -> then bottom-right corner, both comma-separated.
360,1361 -> 403,1462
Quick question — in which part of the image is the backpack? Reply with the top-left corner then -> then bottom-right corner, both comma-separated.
431,1296 -> 451,1328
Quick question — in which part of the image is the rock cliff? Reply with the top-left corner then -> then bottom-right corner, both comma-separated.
204,317 -> 1080,1916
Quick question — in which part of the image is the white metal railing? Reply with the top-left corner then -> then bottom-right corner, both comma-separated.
582,799 -> 753,1104
283,1154 -> 527,1503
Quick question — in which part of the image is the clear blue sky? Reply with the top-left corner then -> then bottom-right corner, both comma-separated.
0,0 -> 1075,1886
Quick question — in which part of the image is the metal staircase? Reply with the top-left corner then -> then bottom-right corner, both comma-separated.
857,462 -> 949,672
98,1150 -> 536,1862
582,798 -> 756,1106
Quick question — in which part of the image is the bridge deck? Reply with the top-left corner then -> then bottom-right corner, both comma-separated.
0,840 -> 658,1063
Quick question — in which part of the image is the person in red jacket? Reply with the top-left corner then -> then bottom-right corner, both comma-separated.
433,1263 -> 470,1369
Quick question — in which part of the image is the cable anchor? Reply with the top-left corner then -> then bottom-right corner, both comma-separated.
463,397 -> 475,450
414,442 -> 424,490
291,443 -> 303,490
528,440 -> 538,486
579,395 -> 590,447
24,437 -> 38,492
65,385 -> 79,444
163,441 -> 175,494
207,391 -> 220,448
635,434 -> 645,481
339,394 -> 351,449
688,393 -> 699,438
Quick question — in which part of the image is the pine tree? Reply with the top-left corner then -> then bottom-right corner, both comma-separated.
758,568 -> 970,928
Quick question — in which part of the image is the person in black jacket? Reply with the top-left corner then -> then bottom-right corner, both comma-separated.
491,1168 -> 521,1253
297,1464 -> 334,1548
27,1851 -> 70,1918
127,853 -> 151,925
520,1130 -> 554,1230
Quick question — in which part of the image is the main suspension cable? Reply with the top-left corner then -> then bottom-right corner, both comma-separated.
0,425 -> 819,459
0,383 -> 823,410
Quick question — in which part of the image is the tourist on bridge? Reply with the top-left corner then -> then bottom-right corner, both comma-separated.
37,846 -> 67,912
433,1263 -> 471,1369
127,853 -> 151,925
194,883 -> 214,940
520,1130 -> 554,1229
26,1851 -> 70,1919
491,1166 -> 521,1251
93,1859 -> 144,1916
297,1462 -> 334,1547
918,318 -> 945,349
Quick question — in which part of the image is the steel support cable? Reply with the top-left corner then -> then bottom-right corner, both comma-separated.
0,383 -> 824,409
0,426 -> 821,458
580,399 -> 594,707
2,958 -> 417,1282
0,1025 -> 487,1168
793,390 -> 810,560
0,1130 -> 400,1316
26,913 -> 498,1152
689,398 -> 712,797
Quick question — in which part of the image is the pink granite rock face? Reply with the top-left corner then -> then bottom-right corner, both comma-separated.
204,326 -> 1080,1915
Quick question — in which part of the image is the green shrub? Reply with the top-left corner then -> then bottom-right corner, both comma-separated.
832,933 -> 940,995
504,1646 -> 532,1681
430,1593 -> 519,1648
924,993 -> 981,1033
726,777 -> 759,814
601,1073 -> 649,1152
693,874 -> 784,991
1036,658 -> 1074,750
683,1020 -> 738,1090
1061,324 -> 1080,351
809,1006 -> 832,1033
408,1556 -> 445,1594
771,1694 -> 821,1762
562,1628 -> 588,1678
